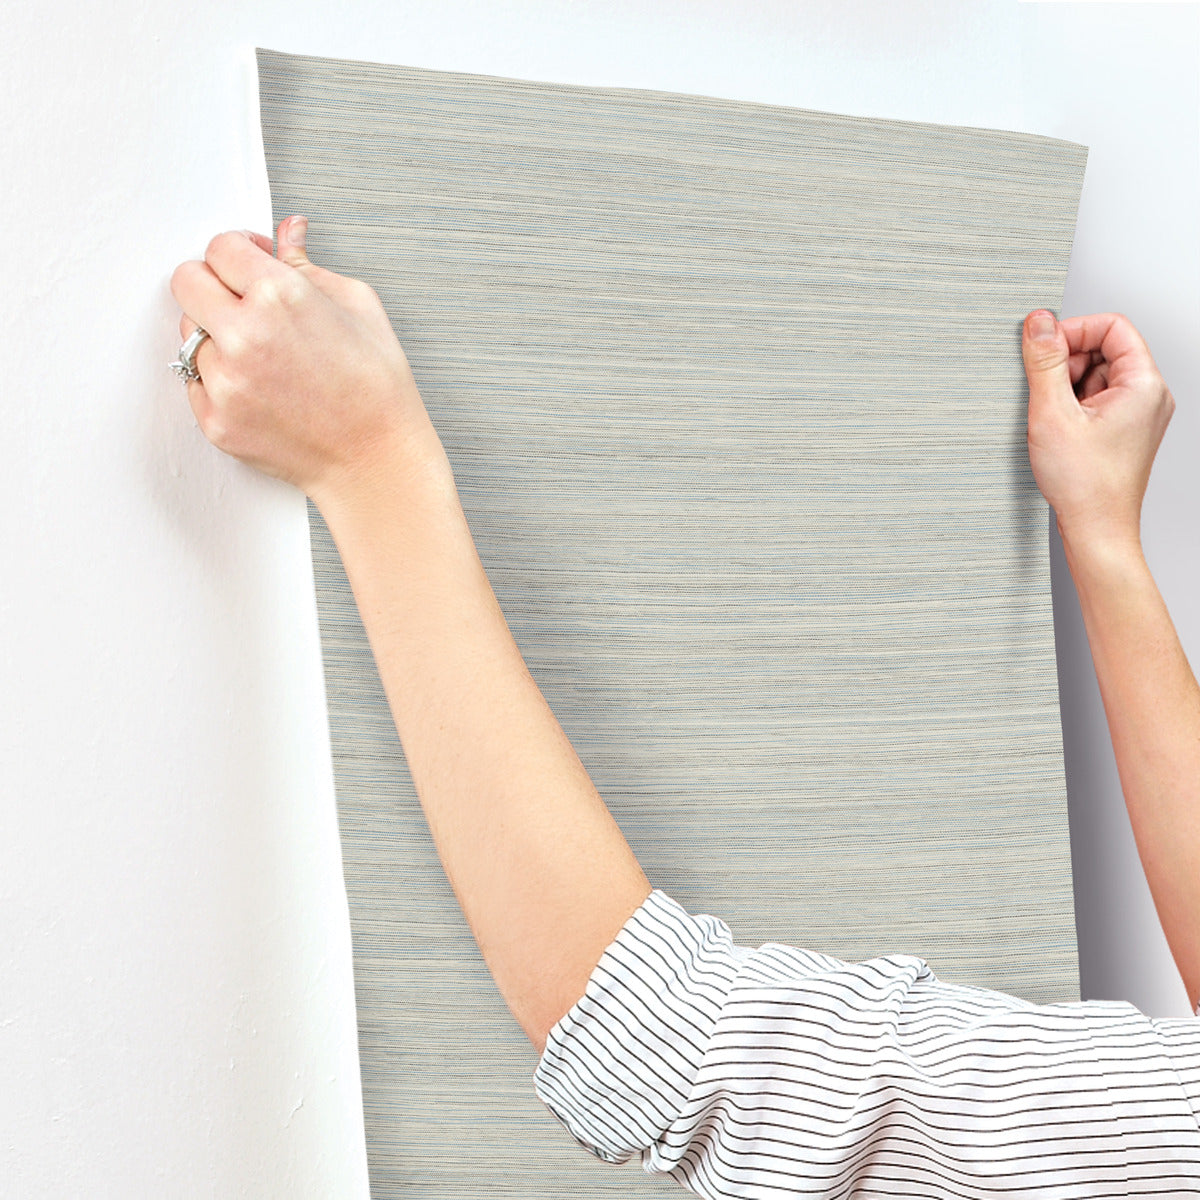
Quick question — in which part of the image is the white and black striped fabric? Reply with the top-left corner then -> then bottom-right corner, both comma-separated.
535,890 -> 1200,1196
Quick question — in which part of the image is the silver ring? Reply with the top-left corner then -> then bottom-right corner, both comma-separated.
169,327 -> 210,383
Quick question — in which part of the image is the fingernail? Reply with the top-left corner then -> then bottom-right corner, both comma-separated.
287,215 -> 307,246
1028,310 -> 1056,340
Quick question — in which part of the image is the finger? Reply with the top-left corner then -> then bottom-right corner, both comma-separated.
205,229 -> 287,298
173,312 -> 217,388
1067,346 -> 1114,388
1022,309 -> 1074,415
244,230 -> 274,255
272,213 -> 362,305
275,214 -> 310,268
170,316 -> 216,434
1068,350 -> 1097,386
1059,312 -> 1155,375
184,365 -> 218,440
1079,362 -> 1112,402
170,258 -> 239,334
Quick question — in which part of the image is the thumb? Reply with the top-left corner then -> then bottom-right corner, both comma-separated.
1022,309 -> 1073,413
276,214 -> 311,268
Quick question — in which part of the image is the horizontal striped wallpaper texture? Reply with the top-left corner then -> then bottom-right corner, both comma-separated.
257,48 -> 1088,1197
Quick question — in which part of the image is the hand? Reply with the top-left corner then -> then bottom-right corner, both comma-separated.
169,216 -> 442,506
1022,309 -> 1175,553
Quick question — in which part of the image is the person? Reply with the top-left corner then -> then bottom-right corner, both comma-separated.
171,216 -> 1200,1194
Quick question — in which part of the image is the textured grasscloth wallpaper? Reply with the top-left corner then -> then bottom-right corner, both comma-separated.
258,48 -> 1087,1197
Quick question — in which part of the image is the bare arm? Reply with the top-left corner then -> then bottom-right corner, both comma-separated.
316,452 -> 652,1050
1023,309 -> 1200,1008
170,219 -> 650,1050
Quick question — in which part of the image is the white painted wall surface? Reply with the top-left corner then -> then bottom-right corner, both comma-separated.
1,2 -> 1195,1194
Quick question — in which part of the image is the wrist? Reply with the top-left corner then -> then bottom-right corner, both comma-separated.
1056,508 -> 1142,562
311,416 -> 460,537
1058,517 -> 1149,591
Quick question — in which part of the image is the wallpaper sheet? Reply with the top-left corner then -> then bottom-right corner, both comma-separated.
258,48 -> 1088,1197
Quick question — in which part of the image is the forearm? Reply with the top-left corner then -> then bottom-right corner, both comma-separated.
315,428 -> 651,1051
1063,526 -> 1200,1007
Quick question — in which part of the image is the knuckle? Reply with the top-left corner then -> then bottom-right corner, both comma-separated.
194,388 -> 225,438
347,276 -> 376,303
202,412 -> 228,449
278,273 -> 308,306
1026,343 -> 1064,372
201,389 -> 248,454
170,259 -> 200,298
205,230 -> 237,262
219,326 -> 248,361
245,275 -> 277,307
194,355 -> 221,394
248,273 -> 305,309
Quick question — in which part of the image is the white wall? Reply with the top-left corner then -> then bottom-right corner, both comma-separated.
2,2 -> 1195,1194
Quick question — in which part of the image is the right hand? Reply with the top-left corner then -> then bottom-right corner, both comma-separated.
1022,309 -> 1175,552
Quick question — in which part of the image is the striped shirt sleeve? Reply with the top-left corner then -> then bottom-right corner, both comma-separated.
533,889 -> 1200,1197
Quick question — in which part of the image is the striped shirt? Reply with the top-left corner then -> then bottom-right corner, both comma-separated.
534,889 -> 1200,1196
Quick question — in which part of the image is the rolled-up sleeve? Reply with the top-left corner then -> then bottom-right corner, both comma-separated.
534,889 -> 1200,1197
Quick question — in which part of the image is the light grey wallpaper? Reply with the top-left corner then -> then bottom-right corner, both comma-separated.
258,48 -> 1087,1197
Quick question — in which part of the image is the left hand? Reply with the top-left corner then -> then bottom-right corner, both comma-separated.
169,216 -> 440,505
